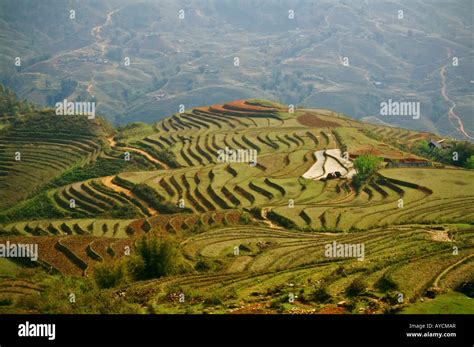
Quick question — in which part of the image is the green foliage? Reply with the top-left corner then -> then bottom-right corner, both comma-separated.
16,275 -> 142,314
0,83 -> 33,118
465,155 -> 474,169
94,261 -> 126,289
49,158 -> 126,187
0,192 -> 68,223
375,273 -> 398,292
239,212 -> 252,224
109,204 -> 140,219
12,110 -> 113,137
194,258 -> 213,272
456,278 -> 474,298
333,129 -> 347,153
414,140 -> 474,168
129,236 -> 179,280
346,277 -> 367,296
312,286 -> 332,303
141,219 -> 152,232
352,155 -> 383,190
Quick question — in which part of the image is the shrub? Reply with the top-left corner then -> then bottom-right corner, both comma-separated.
239,212 -> 252,224
93,261 -> 126,289
141,219 -> 152,232
346,277 -> 367,296
129,236 -> 179,280
110,204 -> 140,219
312,286 -> 332,303
352,155 -> 383,191
456,279 -> 474,298
194,259 -> 212,272
203,294 -> 222,306
375,273 -> 398,292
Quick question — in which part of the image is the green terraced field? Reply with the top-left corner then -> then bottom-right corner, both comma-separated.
0,99 -> 472,314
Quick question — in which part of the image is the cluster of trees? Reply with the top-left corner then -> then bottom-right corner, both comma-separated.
415,140 -> 474,169
0,83 -> 33,118
94,236 -> 182,288
352,154 -> 383,190
49,158 -> 126,187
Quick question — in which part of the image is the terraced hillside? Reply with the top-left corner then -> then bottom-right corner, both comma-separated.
0,99 -> 472,314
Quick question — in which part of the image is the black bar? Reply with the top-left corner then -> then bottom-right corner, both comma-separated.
0,314 -> 472,346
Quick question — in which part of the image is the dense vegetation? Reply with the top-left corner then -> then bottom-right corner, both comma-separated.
352,155 -> 383,191
414,140 -> 474,169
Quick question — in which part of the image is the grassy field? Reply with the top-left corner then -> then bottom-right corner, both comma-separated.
401,292 -> 474,314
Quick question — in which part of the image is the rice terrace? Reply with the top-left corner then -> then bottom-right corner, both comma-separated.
0,94 -> 473,315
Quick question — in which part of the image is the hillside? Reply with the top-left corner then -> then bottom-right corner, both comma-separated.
0,98 -> 473,314
0,0 -> 472,140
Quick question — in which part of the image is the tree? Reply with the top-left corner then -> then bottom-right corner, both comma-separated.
353,155 -> 382,181
129,236 -> 178,280
346,277 -> 367,296
465,155 -> 474,169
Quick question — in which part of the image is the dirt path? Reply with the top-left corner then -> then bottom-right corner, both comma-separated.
433,253 -> 474,288
107,136 -> 169,169
440,52 -> 473,140
91,7 -> 121,57
101,175 -> 158,216
88,7 -> 122,99
86,77 -> 95,97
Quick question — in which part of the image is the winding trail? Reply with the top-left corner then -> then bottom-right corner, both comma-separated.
107,136 -> 169,169
439,52 -> 473,140
122,146 -> 169,169
101,175 -> 158,216
91,7 -> 122,57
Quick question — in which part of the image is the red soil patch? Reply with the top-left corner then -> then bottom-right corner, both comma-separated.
128,219 -> 145,233
297,114 -> 341,128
